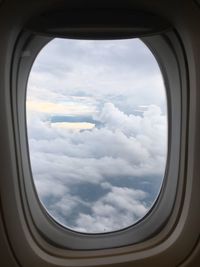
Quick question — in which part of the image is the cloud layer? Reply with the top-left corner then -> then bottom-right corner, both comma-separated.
26,38 -> 167,233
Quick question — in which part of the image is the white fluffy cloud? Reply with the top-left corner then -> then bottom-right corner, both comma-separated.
28,102 -> 167,232
26,38 -> 167,233
74,186 -> 148,233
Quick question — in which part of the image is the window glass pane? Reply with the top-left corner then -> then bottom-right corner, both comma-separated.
26,38 -> 167,233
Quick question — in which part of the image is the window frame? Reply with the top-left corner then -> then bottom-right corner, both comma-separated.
12,30 -> 185,251
1,0 -> 199,266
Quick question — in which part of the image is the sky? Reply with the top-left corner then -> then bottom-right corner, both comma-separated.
26,38 -> 167,233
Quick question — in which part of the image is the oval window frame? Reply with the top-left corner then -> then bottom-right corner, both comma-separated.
14,31 -> 184,250
26,37 -> 169,235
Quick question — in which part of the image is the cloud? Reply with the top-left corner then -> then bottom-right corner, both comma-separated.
62,185 -> 148,233
27,100 -> 97,116
26,38 -> 167,233
27,38 -> 166,113
27,102 -> 167,232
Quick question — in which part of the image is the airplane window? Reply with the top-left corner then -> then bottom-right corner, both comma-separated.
26,38 -> 167,234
